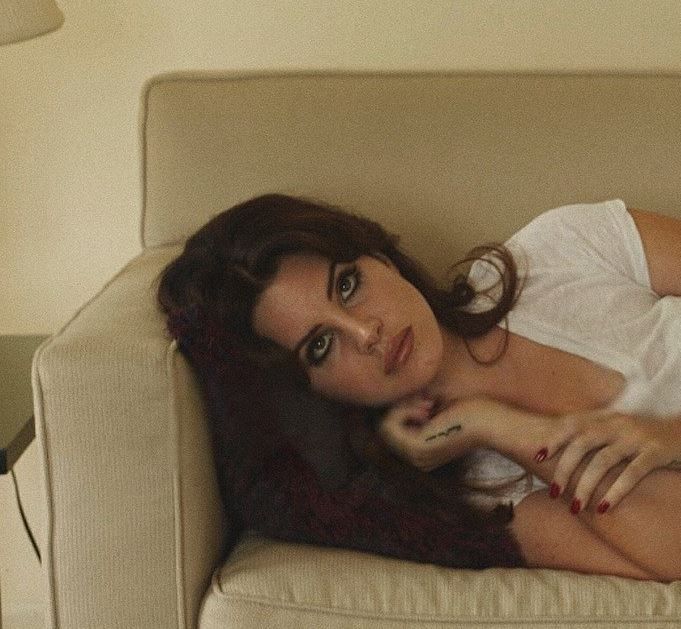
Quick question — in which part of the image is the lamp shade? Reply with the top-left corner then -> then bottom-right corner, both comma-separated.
0,0 -> 64,46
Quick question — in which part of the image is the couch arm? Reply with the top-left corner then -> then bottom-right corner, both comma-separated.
33,246 -> 228,629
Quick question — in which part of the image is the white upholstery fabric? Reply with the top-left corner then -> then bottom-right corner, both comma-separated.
142,74 -> 681,280
200,533 -> 681,628
35,73 -> 681,629
34,247 -> 227,629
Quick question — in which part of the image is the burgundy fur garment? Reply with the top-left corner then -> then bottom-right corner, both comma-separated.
167,307 -> 526,569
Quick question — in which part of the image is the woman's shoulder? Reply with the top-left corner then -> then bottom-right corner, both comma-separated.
508,199 -> 628,252
506,199 -> 650,287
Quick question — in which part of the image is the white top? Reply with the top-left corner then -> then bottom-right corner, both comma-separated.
463,199 -> 681,507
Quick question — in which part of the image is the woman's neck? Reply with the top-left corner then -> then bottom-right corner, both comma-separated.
424,326 -> 515,405
426,324 -> 626,416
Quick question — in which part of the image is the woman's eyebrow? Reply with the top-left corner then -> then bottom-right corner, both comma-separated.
294,261 -> 337,356
326,261 -> 338,299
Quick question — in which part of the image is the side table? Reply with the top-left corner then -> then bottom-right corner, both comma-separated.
0,334 -> 48,629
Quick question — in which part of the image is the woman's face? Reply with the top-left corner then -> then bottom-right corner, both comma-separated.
252,253 -> 444,406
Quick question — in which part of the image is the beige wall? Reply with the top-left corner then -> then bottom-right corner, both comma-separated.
1,0 -> 681,625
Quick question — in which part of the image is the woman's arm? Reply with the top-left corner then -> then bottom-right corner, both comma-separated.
379,397 -> 681,580
536,409 -> 681,512
464,399 -> 681,581
510,490 -> 657,580
628,208 -> 681,297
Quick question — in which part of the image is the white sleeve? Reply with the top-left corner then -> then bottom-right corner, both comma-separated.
507,199 -> 652,290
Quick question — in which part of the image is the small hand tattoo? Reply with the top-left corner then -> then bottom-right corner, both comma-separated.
424,424 -> 462,441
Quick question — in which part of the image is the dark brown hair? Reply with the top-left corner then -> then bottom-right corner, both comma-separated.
157,193 -> 520,525
158,194 -> 518,359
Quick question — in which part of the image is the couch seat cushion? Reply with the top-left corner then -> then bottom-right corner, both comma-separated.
199,532 -> 680,628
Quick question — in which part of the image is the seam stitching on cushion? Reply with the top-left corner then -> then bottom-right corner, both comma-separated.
34,250 -> 172,627
32,339 -> 59,629
141,72 -> 681,91
213,593 -> 680,624
140,77 -> 151,250
167,341 -> 186,629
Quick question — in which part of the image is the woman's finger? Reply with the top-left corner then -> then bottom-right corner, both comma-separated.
551,427 -> 615,499
536,410 -> 604,463
377,416 -> 419,460
569,443 -> 634,513
378,398 -> 435,461
409,397 -> 436,424
382,397 -> 433,427
596,450 -> 661,513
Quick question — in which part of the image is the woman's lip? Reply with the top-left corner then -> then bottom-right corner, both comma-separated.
384,326 -> 414,375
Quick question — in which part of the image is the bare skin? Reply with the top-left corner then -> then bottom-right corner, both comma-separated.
475,399 -> 681,581
379,208 -> 681,580
255,207 -> 681,579
380,308 -> 681,580
381,394 -> 681,580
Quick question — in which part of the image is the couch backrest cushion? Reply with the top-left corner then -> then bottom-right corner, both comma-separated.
141,72 -> 681,278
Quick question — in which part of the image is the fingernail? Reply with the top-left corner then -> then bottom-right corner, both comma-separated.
570,498 -> 582,515
549,482 -> 561,499
534,447 -> 548,463
597,500 -> 610,514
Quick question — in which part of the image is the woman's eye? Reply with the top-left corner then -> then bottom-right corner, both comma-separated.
337,266 -> 361,302
307,331 -> 333,365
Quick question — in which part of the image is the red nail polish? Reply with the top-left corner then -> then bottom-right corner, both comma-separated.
570,498 -> 582,515
534,447 -> 548,463
597,500 -> 610,514
549,482 -> 561,499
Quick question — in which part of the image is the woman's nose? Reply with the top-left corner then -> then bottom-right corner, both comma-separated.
350,316 -> 382,353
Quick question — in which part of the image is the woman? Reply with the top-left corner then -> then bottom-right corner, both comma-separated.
158,193 -> 681,580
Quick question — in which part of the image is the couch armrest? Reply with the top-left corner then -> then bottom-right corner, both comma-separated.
33,246 -> 227,629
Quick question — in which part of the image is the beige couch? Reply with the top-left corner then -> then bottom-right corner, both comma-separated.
33,73 -> 681,628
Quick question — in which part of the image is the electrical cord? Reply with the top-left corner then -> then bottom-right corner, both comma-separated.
10,468 -> 41,564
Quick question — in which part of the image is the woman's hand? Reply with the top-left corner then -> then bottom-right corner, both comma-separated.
538,411 -> 681,513
377,396 -> 503,472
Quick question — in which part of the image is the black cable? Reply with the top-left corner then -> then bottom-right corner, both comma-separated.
10,468 -> 41,564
